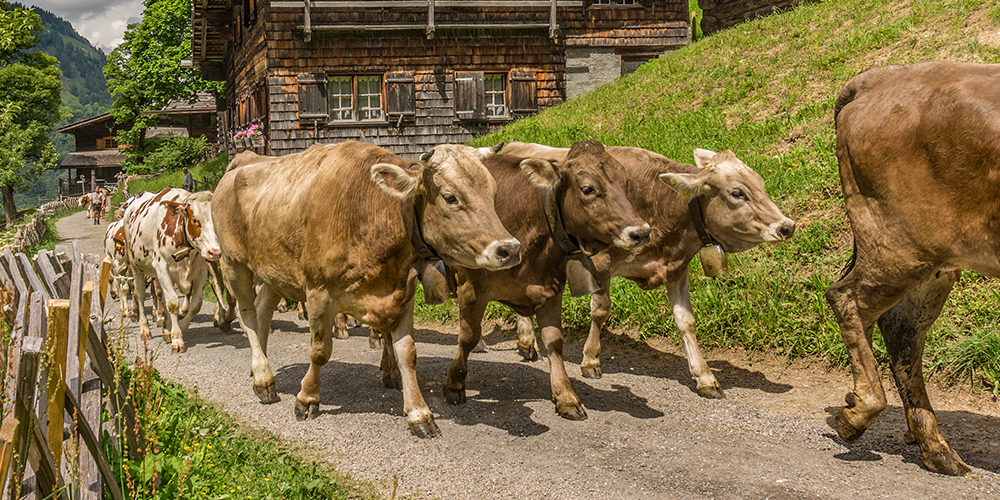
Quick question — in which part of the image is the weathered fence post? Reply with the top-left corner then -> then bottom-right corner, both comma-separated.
44,299 -> 70,470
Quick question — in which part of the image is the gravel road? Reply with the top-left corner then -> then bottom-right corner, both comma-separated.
59,211 -> 1000,499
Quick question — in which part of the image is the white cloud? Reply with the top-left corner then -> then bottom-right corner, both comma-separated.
23,1 -> 145,52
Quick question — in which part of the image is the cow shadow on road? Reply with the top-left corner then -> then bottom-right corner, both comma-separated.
822,404 -> 1000,474
268,352 -> 665,437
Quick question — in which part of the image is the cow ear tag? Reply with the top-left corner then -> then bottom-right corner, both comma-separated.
699,245 -> 728,277
421,260 -> 451,305
565,254 -> 602,297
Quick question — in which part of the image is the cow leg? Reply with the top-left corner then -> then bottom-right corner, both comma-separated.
295,291 -> 336,421
208,261 -> 235,331
580,286 -> 612,379
388,297 -> 439,438
538,297 -> 587,420
150,261 -> 186,353
132,269 -> 153,340
173,267 -> 209,353
877,272 -> 970,476
516,315 -> 538,361
667,271 -> 723,399
380,327 -> 402,390
253,284 -> 283,358
151,279 -> 165,327
333,312 -> 350,339
444,294 -> 490,405
224,259 -> 277,404
825,258 -> 933,444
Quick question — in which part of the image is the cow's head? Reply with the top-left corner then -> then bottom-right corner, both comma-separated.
521,140 -> 650,253
660,149 -> 795,252
370,143 -> 521,270
161,191 -> 222,262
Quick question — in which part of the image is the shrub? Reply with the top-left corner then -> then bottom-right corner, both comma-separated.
127,136 -> 208,175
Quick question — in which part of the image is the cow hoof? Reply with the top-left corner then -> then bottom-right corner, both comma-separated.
473,338 -> 488,353
369,337 -> 382,350
333,329 -> 349,340
518,344 -> 538,361
444,387 -> 466,405
834,409 -> 866,444
382,373 -> 402,391
581,365 -> 603,379
557,404 -> 588,421
294,401 -> 320,421
140,331 -> 152,341
903,430 -> 917,445
409,421 -> 441,439
254,385 -> 280,404
921,450 -> 971,476
171,344 -> 186,354
162,330 -> 171,342
697,386 -> 725,399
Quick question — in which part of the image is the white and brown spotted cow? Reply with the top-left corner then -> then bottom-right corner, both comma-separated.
123,188 -> 221,353
104,211 -> 164,324
500,142 -> 794,398
825,60 -> 1000,476
212,141 -> 521,437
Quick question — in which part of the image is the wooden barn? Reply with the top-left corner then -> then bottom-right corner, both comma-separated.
189,1 -> 691,158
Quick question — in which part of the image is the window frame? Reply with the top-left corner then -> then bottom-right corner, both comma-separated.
454,71 -> 512,122
326,74 -> 386,124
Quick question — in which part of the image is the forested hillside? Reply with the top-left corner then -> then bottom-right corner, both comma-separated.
12,3 -> 114,207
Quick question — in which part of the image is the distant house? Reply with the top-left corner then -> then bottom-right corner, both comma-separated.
189,1 -> 691,159
54,93 -> 219,197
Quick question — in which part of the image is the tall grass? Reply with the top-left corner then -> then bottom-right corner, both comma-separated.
112,153 -> 230,208
445,0 -> 1000,390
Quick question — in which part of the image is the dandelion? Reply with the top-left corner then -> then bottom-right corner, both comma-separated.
264,478 -> 269,482
207,445 -> 213,450
183,446 -> 190,451
230,490 -> 235,494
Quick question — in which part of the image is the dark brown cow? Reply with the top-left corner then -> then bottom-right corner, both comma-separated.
212,140 -> 521,437
825,60 -> 1000,475
387,140 -> 650,420
501,142 -> 795,398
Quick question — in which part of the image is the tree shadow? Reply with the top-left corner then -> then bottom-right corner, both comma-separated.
823,405 -> 1000,474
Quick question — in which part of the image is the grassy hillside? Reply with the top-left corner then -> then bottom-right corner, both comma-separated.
448,0 -> 1000,390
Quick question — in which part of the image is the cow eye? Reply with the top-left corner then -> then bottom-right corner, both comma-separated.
581,186 -> 597,196
731,188 -> 747,201
442,193 -> 459,205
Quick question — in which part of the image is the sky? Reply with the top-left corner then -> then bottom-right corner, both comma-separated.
24,0 -> 145,53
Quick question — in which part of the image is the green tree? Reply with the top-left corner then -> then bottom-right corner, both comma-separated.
104,0 -> 223,173
0,1 -> 63,226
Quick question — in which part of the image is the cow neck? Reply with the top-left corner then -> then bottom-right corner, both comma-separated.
401,196 -> 441,261
171,212 -> 196,262
542,185 -> 603,296
541,185 -> 582,255
687,197 -> 718,247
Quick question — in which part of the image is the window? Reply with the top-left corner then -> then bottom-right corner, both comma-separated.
455,71 -> 510,121
591,0 -> 641,5
328,75 -> 383,122
105,138 -> 117,149
357,76 -> 383,121
328,76 -> 353,121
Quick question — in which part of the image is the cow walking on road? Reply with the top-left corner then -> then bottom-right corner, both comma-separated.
500,142 -> 795,398
123,188 -> 222,353
212,141 -> 521,437
825,60 -> 1000,476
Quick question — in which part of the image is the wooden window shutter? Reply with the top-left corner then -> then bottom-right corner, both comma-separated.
298,73 -> 328,122
510,69 -> 538,114
454,71 -> 485,121
386,72 -> 416,121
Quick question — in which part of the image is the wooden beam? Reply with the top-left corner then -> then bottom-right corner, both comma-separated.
26,411 -> 68,500
99,256 -> 112,312
304,0 -> 312,42
10,336 -> 42,500
273,0 -> 582,6
18,254 -> 49,302
65,387 -> 123,500
298,23 -> 549,31
0,417 -> 18,492
44,299 -> 70,470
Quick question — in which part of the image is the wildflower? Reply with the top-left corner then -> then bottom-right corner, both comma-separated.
264,478 -> 269,482
230,490 -> 235,493
207,445 -> 213,450
183,446 -> 190,451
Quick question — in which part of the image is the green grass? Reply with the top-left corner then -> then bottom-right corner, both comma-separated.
104,367 -> 381,500
111,153 -> 230,210
447,0 -> 1000,392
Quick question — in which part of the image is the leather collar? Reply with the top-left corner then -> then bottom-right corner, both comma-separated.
401,197 -> 441,261
541,186 -> 603,293
688,197 -> 718,247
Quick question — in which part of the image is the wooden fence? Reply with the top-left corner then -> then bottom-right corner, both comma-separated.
0,241 -> 139,500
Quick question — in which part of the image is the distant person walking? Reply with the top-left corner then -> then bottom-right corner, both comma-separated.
92,188 -> 107,225
182,167 -> 193,191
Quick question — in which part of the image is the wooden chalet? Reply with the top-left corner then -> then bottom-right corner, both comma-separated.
54,94 -> 219,197
190,0 -> 690,159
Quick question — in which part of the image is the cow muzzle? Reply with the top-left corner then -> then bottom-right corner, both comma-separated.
614,224 -> 651,249
204,247 -> 222,262
764,218 -> 796,242
477,238 -> 522,270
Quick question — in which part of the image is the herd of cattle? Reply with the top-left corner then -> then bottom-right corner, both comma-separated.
101,61 -> 998,476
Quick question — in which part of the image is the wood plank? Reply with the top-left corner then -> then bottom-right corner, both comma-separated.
18,253 -> 49,301
84,304 -> 143,459
99,257 -> 111,314
271,0 -> 582,6
0,417 -> 17,493
65,385 -> 122,500
34,250 -> 66,299
10,335 -> 42,500
26,411 -> 68,500
44,299 -> 70,470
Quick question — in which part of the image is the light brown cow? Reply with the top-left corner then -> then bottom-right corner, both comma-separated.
404,140 -> 651,420
212,140 -> 521,437
826,60 -> 1000,476
500,142 -> 795,398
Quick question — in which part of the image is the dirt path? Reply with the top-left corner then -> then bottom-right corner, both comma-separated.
59,214 -> 1000,499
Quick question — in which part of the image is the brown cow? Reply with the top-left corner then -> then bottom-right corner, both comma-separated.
826,60 -> 1000,476
212,140 -> 521,437
387,140 -> 651,420
500,142 -> 795,398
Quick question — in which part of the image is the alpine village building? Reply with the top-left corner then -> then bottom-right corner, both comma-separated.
189,1 -> 691,159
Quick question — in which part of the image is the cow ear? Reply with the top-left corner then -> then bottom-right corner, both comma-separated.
474,142 -> 505,161
519,158 -> 558,188
659,172 -> 717,198
693,148 -> 717,169
371,162 -> 422,199
162,200 -> 188,215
